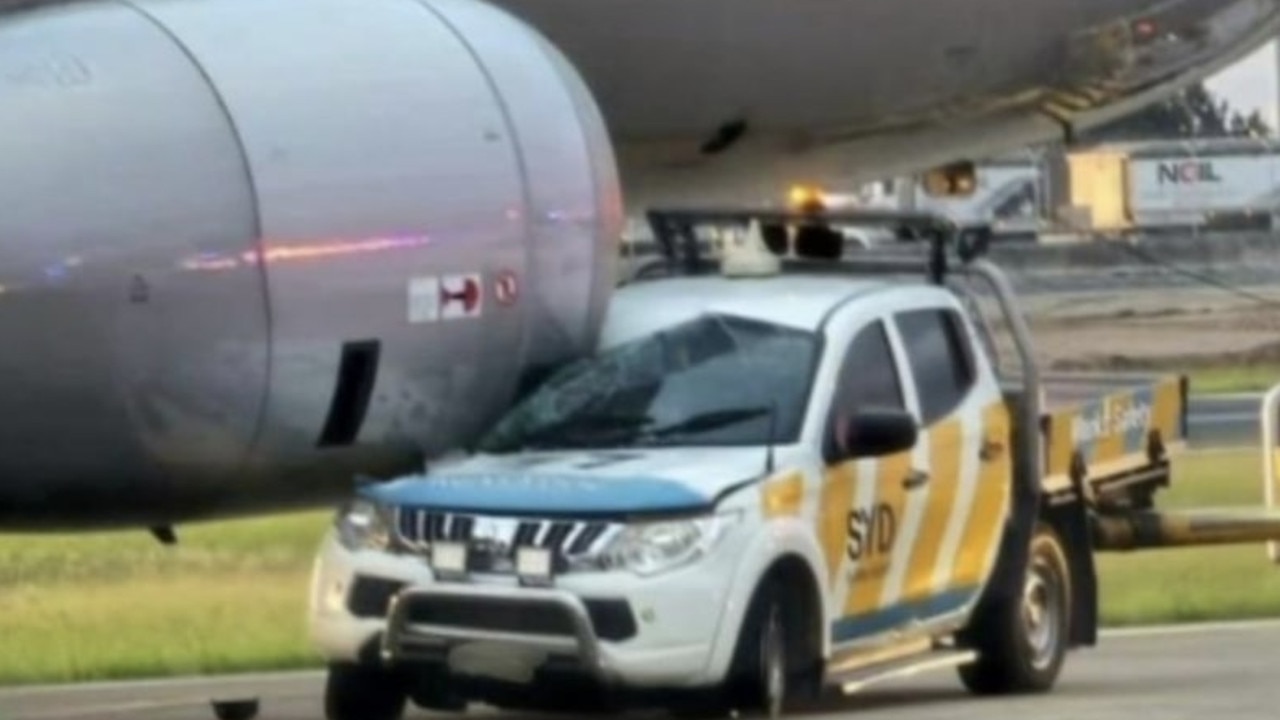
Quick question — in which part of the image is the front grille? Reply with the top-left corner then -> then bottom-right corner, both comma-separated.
398,594 -> 638,642
394,509 -> 615,573
404,595 -> 579,636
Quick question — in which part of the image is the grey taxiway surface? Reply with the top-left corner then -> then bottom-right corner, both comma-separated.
1188,392 -> 1269,447
5,620 -> 1280,720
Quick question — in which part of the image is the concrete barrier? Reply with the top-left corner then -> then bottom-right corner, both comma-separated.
981,232 -> 1280,273
617,230 -> 1280,278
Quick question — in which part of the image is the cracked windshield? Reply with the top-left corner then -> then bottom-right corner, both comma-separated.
476,314 -> 817,452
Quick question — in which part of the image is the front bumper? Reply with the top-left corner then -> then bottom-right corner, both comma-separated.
308,529 -> 746,690
384,583 -> 615,683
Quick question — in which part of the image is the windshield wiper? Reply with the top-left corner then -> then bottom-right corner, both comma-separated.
645,405 -> 772,438
509,411 -> 654,450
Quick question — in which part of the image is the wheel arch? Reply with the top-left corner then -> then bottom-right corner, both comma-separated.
763,553 -> 826,677
1040,496 -> 1098,648
954,517 -> 1077,695
721,552 -> 827,698
703,525 -> 831,685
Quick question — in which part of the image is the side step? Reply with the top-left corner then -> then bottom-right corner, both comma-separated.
826,645 -> 977,696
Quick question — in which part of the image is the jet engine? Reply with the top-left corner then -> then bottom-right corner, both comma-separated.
0,0 -> 622,529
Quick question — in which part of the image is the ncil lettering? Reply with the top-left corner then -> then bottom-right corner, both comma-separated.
847,503 -> 896,561
1156,160 -> 1221,184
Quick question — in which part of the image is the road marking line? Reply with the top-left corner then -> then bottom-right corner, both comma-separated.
1100,617 -> 1280,639
15,699 -> 204,720
1194,393 -> 1266,401
0,670 -> 322,697
1183,445 -> 1257,455
1188,413 -> 1259,423
11,693 -> 315,720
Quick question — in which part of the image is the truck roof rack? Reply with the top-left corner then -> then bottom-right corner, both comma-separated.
638,207 -> 995,286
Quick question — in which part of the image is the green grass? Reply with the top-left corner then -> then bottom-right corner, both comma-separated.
0,511 -> 332,686
1186,364 -> 1280,394
1096,448 -> 1280,625
1,448 -> 1279,686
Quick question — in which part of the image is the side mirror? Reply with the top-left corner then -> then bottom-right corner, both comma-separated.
840,407 -> 919,459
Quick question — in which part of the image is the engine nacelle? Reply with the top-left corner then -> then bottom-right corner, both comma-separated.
0,0 -> 621,528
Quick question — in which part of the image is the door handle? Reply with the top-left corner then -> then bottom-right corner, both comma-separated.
980,439 -> 1004,462
903,469 -> 929,490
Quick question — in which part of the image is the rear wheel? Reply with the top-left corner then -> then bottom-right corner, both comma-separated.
958,523 -> 1071,695
324,663 -> 408,720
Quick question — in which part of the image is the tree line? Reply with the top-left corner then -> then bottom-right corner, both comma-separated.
1081,81 -> 1272,142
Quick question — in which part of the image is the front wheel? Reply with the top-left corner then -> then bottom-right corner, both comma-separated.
324,663 -> 408,720
727,579 -> 793,712
754,599 -> 788,718
957,523 -> 1072,695
671,582 -> 796,719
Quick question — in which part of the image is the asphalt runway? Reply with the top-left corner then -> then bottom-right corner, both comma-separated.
5,620 -> 1280,720
1188,392 -> 1270,448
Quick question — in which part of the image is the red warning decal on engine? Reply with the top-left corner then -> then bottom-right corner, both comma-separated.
440,273 -> 482,320
494,270 -> 519,306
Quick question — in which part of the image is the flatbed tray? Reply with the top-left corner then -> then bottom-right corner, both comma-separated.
1001,372 -> 1188,495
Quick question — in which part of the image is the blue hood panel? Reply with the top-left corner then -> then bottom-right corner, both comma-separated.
361,472 -> 715,516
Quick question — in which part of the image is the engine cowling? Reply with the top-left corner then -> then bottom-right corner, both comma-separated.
0,0 -> 621,529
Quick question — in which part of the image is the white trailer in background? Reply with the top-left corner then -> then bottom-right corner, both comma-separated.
1125,139 -> 1280,229
805,155 -> 1046,241
909,160 -> 1042,238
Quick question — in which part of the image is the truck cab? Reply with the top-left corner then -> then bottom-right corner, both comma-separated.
306,223 -> 1093,720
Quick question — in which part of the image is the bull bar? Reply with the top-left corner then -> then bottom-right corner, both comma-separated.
380,582 -> 613,681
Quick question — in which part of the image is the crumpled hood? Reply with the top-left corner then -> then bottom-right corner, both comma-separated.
361,447 -> 774,516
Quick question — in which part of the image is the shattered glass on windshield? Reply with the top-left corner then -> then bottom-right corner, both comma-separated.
475,314 -> 819,452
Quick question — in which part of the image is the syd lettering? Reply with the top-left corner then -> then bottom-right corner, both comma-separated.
846,503 -> 897,562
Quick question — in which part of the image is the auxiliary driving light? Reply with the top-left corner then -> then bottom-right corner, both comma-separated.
431,541 -> 468,576
516,546 -> 554,586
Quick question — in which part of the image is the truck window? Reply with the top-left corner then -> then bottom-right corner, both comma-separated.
474,314 -> 819,453
833,321 -> 905,410
894,307 -> 976,426
824,320 -> 905,462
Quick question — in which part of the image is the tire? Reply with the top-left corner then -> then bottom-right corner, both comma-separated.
957,522 -> 1071,695
751,597 -> 789,718
669,568 -> 823,719
324,662 -> 408,720
719,582 -> 796,718
402,662 -> 466,712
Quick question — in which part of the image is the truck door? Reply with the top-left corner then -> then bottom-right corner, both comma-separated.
889,306 -> 1007,621
820,318 -> 917,644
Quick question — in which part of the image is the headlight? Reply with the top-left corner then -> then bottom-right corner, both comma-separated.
334,498 -> 393,552
596,510 -> 741,577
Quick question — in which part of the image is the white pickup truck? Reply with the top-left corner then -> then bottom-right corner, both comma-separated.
307,217 -> 1203,720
